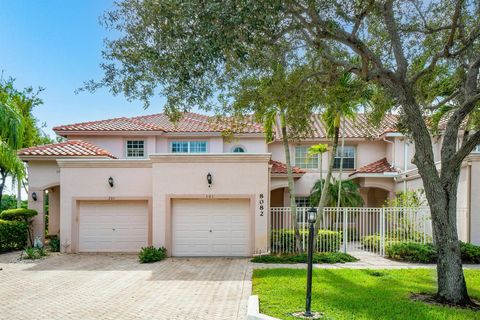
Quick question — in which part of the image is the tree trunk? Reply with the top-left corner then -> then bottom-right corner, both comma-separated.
336,117 -> 346,208
399,92 -> 471,305
281,117 -> 302,252
16,176 -> 22,208
0,168 -> 7,205
315,125 -> 340,232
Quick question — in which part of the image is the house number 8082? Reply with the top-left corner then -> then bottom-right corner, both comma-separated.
259,193 -> 264,216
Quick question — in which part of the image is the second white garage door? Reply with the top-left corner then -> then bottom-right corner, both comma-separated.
172,199 -> 251,256
78,200 -> 148,252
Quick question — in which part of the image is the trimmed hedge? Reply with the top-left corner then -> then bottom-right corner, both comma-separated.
0,220 -> 28,252
386,241 -> 480,264
251,252 -> 358,264
0,208 -> 38,221
271,229 -> 341,253
361,231 -> 432,252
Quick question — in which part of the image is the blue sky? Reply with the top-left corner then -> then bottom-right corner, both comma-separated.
0,0 -> 166,138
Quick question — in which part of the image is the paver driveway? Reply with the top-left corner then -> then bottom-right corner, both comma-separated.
0,253 -> 252,320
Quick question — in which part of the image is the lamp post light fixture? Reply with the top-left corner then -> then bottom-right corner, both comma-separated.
31,192 -> 38,201
304,207 -> 317,317
108,176 -> 114,188
206,173 -> 213,187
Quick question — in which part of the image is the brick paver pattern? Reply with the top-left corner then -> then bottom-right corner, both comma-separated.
0,253 -> 252,320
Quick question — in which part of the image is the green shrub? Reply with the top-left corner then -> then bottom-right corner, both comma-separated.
361,231 -> 432,252
49,237 -> 60,252
271,229 -> 341,253
385,241 -> 480,264
0,219 -> 28,252
251,252 -> 358,264
23,247 -> 47,260
386,242 -> 437,263
0,208 -> 38,221
138,246 -> 167,263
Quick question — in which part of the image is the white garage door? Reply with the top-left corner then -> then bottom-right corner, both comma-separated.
79,200 -> 148,252
172,199 -> 251,256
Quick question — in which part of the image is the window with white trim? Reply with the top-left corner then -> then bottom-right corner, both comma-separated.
126,140 -> 145,158
473,145 -> 480,153
232,146 -> 246,153
295,146 -> 318,169
170,141 -> 207,153
295,196 -> 311,207
333,146 -> 355,169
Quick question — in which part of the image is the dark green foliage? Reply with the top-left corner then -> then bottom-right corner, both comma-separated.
251,252 -> 358,264
0,208 -> 37,221
0,194 -> 27,211
23,246 -> 47,259
138,246 -> 167,263
0,219 -> 28,252
271,229 -> 341,253
49,236 -> 60,252
386,242 -> 480,264
310,179 -> 364,208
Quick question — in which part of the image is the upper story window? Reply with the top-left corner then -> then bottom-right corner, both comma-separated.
232,146 -> 246,153
171,141 -> 207,153
295,146 -> 318,169
126,140 -> 145,158
333,146 -> 355,169
473,145 -> 480,153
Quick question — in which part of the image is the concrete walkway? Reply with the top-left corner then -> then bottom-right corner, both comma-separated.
250,251 -> 480,270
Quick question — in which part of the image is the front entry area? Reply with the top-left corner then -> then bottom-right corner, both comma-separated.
172,199 -> 251,257
78,200 -> 148,252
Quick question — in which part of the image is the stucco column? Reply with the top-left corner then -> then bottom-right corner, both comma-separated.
29,189 -> 45,245
48,186 -> 61,236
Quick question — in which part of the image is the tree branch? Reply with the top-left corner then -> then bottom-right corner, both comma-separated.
450,129 -> 480,168
382,0 -> 408,78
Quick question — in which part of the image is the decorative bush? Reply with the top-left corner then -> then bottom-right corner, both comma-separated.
0,219 -> 28,252
251,252 -> 358,264
138,246 -> 167,263
0,208 -> 38,221
23,247 -> 47,260
385,241 -> 480,264
270,229 -> 341,253
49,237 -> 61,252
361,231 -> 432,252
386,242 -> 437,263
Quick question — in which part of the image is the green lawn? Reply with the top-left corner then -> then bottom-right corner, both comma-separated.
252,269 -> 480,320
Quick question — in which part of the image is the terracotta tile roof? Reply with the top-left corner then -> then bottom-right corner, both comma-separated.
53,117 -> 165,132
18,140 -> 117,158
270,160 -> 306,175
54,112 -> 399,137
274,114 -> 399,139
349,158 -> 397,176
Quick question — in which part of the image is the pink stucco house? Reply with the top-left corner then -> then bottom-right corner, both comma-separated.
18,112 -> 480,255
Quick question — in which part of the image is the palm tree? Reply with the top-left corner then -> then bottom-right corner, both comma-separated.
0,99 -> 25,204
310,179 -> 364,208
314,73 -> 372,231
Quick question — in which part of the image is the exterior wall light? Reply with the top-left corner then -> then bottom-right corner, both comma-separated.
207,173 -> 212,187
108,176 -> 114,188
32,192 -> 38,201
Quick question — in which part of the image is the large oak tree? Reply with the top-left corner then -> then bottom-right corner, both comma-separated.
89,0 -> 480,305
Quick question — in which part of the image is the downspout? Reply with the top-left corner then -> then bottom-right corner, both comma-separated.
403,142 -> 409,194
467,161 -> 472,243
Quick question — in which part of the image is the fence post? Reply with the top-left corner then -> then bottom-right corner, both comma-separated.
343,207 -> 348,253
380,207 -> 385,256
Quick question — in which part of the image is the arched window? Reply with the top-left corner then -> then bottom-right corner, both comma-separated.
232,146 -> 246,153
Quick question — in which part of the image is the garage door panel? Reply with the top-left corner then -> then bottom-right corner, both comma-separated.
79,201 -> 148,253
172,199 -> 250,256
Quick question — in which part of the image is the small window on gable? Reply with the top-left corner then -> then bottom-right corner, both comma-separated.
126,140 -> 145,158
232,146 -> 246,153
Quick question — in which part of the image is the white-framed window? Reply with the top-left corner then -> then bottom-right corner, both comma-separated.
295,146 -> 318,169
170,141 -> 207,153
295,196 -> 311,207
232,146 -> 246,153
126,140 -> 145,158
473,144 -> 480,153
333,146 -> 355,169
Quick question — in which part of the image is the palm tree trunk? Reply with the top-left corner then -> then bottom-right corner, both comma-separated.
336,117 -> 345,208
0,168 -> 7,205
281,115 -> 302,253
315,124 -> 340,232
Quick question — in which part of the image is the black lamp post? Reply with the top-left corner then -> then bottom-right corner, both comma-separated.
304,207 -> 317,317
